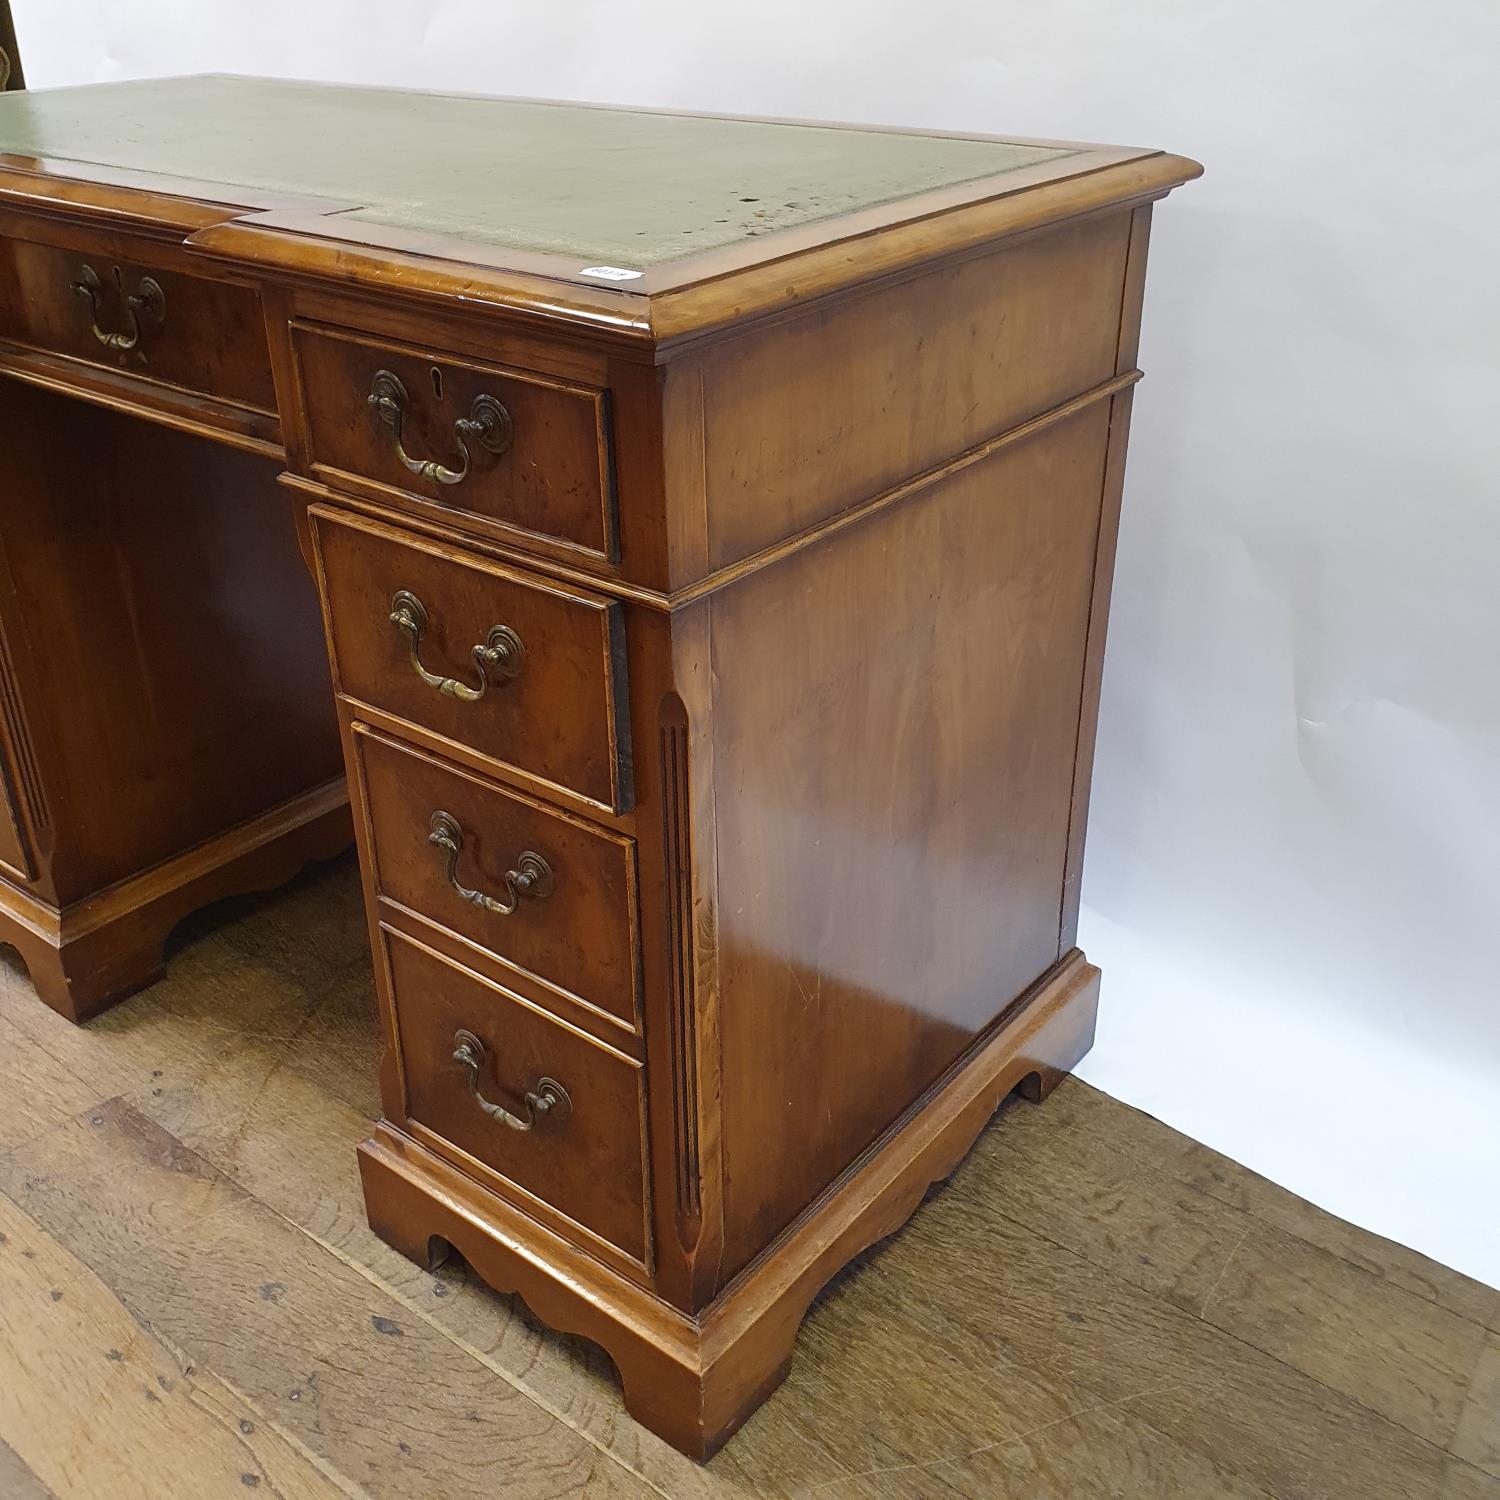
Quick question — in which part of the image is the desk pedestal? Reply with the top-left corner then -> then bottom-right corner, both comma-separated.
0,381 -> 348,1019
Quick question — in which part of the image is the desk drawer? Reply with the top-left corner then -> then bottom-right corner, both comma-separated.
385,928 -> 649,1265
354,726 -> 637,1027
0,237 -> 276,411
293,322 -> 616,560
312,507 -> 631,811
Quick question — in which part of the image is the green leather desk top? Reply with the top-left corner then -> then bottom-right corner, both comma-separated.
0,75 -> 1075,270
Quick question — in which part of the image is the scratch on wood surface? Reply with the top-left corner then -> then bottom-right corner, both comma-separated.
784,958 -> 822,1012
214,1050 -> 295,1162
1199,1226 -> 1252,1320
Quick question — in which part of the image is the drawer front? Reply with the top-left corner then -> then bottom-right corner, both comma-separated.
293,322 -> 616,560
0,238 -> 276,411
313,507 -> 631,811
355,726 -> 637,1026
386,929 -> 648,1264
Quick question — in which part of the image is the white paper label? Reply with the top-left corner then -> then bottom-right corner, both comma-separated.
579,265 -> 644,281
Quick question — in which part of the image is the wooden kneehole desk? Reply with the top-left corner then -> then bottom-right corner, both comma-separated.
0,76 -> 1198,1458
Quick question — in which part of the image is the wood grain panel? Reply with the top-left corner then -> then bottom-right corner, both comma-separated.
693,211 -> 1130,569
353,724 -> 638,1027
710,405 -> 1110,1279
312,505 -> 631,811
383,928 -> 650,1266
293,320 -> 616,560
0,234 -> 275,411
1060,201 -> 1153,948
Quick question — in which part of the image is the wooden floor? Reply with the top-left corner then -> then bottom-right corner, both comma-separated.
0,855 -> 1494,1499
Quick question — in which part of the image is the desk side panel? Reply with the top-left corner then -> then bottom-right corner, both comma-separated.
691,211 -> 1131,574
707,398 -> 1112,1284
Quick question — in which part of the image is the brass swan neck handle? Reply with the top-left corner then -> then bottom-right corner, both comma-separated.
427,811 -> 552,917
71,263 -> 165,354
388,590 -> 524,703
452,1029 -> 570,1132
368,368 -> 511,486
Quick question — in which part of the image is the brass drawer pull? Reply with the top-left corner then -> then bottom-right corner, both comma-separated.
453,1028 -> 570,1132
388,590 -> 524,702
368,368 -> 512,486
70,264 -> 165,353
428,810 -> 553,916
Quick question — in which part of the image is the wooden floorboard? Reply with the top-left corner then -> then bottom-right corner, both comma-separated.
0,1189 -> 352,1500
1027,1079 -> 1500,1334
0,1008 -> 102,1157
954,1107 -> 1489,1449
0,852 -> 1495,1500
0,1434 -> 58,1500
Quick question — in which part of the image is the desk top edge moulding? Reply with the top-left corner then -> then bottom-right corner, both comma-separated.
0,74 -> 1199,1458
0,76 -> 1199,341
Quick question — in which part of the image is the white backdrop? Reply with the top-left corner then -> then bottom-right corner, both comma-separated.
12,0 -> 1499,1287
